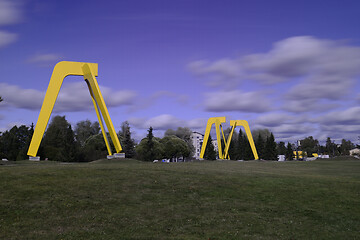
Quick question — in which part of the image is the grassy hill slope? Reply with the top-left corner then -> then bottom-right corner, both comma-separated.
0,157 -> 359,239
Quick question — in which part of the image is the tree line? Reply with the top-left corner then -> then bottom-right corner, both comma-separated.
0,114 -> 358,161
0,115 -> 192,162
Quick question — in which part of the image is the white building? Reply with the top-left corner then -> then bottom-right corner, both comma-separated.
191,131 -> 219,159
350,148 -> 360,156
191,131 -> 204,159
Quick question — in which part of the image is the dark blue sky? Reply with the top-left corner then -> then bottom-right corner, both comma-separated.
1,0 -> 360,143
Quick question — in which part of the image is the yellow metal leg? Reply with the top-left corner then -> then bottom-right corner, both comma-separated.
200,117 -> 258,160
199,117 -> 226,159
27,61 -> 122,158
85,80 -> 112,155
225,120 -> 259,160
82,64 -> 122,154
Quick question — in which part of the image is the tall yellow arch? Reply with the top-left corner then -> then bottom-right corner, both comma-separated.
27,61 -> 122,157
199,117 -> 258,160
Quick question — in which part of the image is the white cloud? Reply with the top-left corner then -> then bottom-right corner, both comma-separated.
188,59 -> 241,88
0,0 -> 22,25
0,0 -> 23,48
0,83 -> 44,110
27,53 -> 63,67
0,82 -> 137,112
127,90 -> 189,113
128,114 -> 207,131
204,90 -> 271,113
188,36 -> 360,113
255,112 -> 297,127
0,31 -> 17,48
55,82 -> 137,112
129,114 -> 184,130
316,107 -> 360,125
282,99 -> 339,113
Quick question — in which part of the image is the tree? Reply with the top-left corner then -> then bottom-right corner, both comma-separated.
0,125 -> 33,160
118,121 -> 136,158
42,115 -> 79,161
254,134 -> 265,159
74,120 -> 100,146
220,127 -> 238,160
300,136 -> 319,157
160,136 -> 190,161
326,137 -> 335,156
252,129 -> 271,142
203,134 -> 216,160
81,133 -> 108,161
285,142 -> 294,161
135,127 -> 164,161
237,129 -> 245,160
340,139 -> 354,155
164,127 -> 195,158
277,141 -> 286,155
264,133 -> 277,160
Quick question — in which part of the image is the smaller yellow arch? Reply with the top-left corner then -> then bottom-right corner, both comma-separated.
27,61 -> 122,157
199,117 -> 258,160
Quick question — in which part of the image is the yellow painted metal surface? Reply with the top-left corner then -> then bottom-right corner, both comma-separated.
85,80 -> 113,155
82,64 -> 122,154
200,117 -> 258,160
227,120 -> 258,160
27,61 -> 122,157
199,117 -> 226,159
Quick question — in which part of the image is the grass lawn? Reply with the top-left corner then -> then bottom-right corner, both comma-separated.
0,157 -> 359,239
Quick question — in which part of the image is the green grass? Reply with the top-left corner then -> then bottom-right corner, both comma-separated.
0,157 -> 359,239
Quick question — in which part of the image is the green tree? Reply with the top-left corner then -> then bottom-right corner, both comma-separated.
340,139 -> 354,155
237,129 -> 245,160
135,127 -> 164,161
326,137 -> 334,156
221,127 -> 238,160
252,129 -> 271,141
0,125 -> 33,160
42,115 -> 79,161
160,135 -> 190,161
300,136 -> 319,157
74,120 -> 100,146
118,121 -> 136,158
255,134 -> 265,159
285,142 -> 294,160
81,133 -> 108,161
264,133 -> 277,160
277,141 -> 286,155
204,134 -> 216,160
165,127 -> 195,157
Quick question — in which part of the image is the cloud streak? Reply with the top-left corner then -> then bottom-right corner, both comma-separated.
204,90 -> 271,113
129,114 -> 206,131
27,53 -> 63,67
189,36 -> 360,113
0,31 -> 17,48
0,82 -> 137,112
0,0 -> 23,48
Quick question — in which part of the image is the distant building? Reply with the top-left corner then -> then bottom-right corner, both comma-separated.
191,131 -> 204,159
212,139 -> 218,152
191,131 -> 219,159
350,148 -> 360,156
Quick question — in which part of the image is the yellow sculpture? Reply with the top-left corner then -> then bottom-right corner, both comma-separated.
27,61 -> 122,157
200,117 -> 258,160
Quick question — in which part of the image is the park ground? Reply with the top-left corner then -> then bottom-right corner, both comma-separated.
0,157 -> 359,239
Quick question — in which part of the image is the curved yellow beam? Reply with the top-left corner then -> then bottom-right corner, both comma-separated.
82,63 -> 122,153
224,120 -> 259,160
199,117 -> 226,159
27,61 -> 122,157
200,117 -> 258,160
